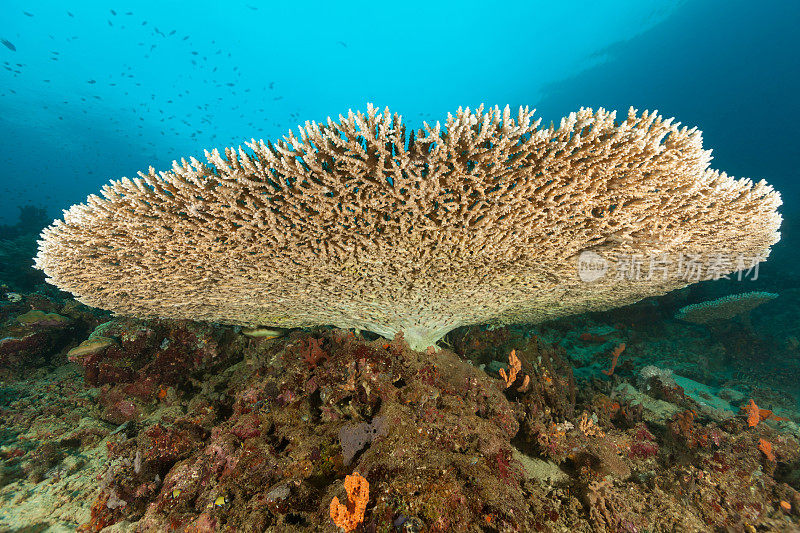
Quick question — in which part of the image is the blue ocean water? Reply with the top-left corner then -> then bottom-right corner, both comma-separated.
1,1 -> 800,530
3,0 -> 795,226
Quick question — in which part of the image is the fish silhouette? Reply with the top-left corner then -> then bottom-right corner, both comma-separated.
1,39 -> 16,51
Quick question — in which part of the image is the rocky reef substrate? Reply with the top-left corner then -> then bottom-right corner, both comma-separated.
1,288 -> 800,532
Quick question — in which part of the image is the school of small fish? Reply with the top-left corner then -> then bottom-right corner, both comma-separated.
0,7 -> 435,211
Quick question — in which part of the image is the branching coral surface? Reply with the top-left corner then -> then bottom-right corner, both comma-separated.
35,105 -> 782,350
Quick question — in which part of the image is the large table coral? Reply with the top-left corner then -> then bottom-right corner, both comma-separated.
34,105 -> 781,351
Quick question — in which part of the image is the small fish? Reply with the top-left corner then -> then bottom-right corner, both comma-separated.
87,79 -> 96,83
205,495 -> 226,509
23,11 -> 34,17
336,40 -> 347,47
169,30 -> 175,35
67,11 -> 74,17
247,4 -> 258,10
182,35 -> 189,40
1,39 -> 16,51
110,9 -> 116,15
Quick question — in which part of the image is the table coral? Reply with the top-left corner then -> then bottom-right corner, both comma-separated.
35,105 -> 782,352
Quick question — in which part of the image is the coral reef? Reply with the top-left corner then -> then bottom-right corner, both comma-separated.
1,284 -> 799,532
0,205 -> 50,291
0,292 -> 100,377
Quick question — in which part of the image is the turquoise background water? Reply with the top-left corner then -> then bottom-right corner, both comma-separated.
0,0 -> 797,227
